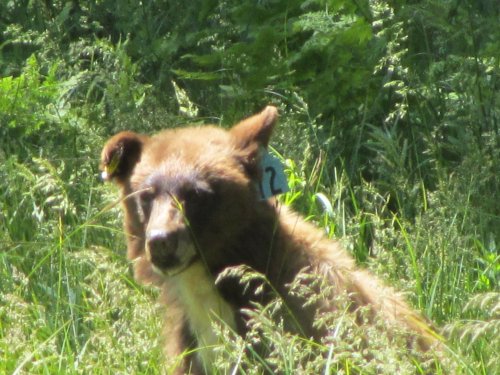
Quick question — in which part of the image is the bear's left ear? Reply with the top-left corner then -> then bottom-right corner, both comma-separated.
230,105 -> 278,150
100,131 -> 148,185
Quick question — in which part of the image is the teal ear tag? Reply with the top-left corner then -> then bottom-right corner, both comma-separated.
258,149 -> 289,200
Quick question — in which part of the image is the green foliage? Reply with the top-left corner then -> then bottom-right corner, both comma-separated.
1,0 -> 498,373
0,55 -> 61,142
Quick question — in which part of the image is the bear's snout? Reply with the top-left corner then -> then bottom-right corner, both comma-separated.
146,230 -> 181,269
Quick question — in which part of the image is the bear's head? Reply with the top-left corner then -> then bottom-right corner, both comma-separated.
100,106 -> 279,279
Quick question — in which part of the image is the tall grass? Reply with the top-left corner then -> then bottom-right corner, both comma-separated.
1,111 -> 497,373
0,161 -> 165,374
1,1 -> 498,372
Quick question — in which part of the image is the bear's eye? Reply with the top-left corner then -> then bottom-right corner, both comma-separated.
139,188 -> 155,214
182,184 -> 216,226
140,188 -> 155,202
182,185 -> 213,206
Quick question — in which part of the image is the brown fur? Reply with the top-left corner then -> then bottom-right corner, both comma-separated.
100,106 -> 442,373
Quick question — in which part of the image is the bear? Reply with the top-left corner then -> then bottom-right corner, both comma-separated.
100,106 -> 442,374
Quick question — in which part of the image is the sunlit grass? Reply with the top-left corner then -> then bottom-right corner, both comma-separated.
1,148 -> 497,374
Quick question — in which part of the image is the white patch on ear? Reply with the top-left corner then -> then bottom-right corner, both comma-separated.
101,170 -> 109,181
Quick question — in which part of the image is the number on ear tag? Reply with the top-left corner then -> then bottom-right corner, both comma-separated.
258,149 -> 289,200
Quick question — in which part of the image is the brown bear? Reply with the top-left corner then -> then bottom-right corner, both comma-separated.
100,106 -> 441,374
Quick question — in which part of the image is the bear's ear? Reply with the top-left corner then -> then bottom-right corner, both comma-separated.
100,131 -> 147,184
230,105 -> 278,150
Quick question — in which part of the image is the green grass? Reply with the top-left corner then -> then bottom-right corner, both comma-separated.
0,134 -> 497,374
0,2 -> 498,370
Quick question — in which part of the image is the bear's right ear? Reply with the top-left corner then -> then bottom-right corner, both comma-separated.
100,131 -> 147,184
230,105 -> 279,150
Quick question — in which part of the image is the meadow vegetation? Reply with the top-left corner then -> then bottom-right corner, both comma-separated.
0,0 -> 498,373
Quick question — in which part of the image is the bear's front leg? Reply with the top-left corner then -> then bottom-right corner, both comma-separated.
161,287 -> 201,374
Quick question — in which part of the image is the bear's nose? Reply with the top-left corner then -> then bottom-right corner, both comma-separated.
146,230 -> 180,269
